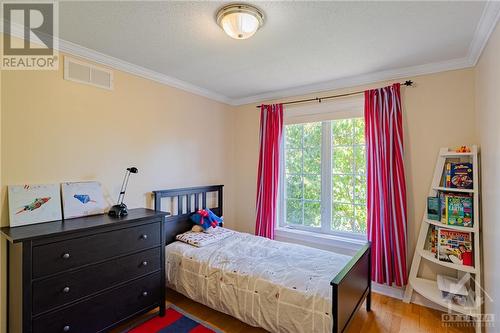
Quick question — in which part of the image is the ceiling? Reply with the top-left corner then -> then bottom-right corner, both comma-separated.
57,1 -> 500,105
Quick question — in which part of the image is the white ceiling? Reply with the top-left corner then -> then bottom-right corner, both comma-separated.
57,1 -> 500,105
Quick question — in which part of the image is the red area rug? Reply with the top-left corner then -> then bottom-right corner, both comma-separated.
127,305 -> 222,333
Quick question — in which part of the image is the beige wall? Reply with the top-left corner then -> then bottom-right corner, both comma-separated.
0,54 -> 235,332
1,56 -> 235,220
475,21 -> 500,331
232,68 -> 477,267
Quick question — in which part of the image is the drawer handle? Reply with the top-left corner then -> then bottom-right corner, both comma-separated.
62,286 -> 70,293
141,234 -> 148,240
62,253 -> 70,259
63,325 -> 70,332
142,291 -> 149,297
141,261 -> 148,267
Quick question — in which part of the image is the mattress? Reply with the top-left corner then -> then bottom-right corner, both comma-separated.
165,230 -> 352,333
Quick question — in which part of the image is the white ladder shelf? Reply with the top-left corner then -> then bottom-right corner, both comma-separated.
403,146 -> 482,332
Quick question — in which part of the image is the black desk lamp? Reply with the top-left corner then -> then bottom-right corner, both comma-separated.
108,167 -> 138,217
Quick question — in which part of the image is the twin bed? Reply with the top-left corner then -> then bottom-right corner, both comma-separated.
154,185 -> 371,333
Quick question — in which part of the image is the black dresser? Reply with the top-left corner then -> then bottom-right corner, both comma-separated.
0,208 -> 168,333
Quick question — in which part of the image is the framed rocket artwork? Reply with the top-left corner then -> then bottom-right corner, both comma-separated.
61,181 -> 106,219
8,184 -> 63,227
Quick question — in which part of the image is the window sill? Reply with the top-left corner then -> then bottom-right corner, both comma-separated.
275,227 -> 367,255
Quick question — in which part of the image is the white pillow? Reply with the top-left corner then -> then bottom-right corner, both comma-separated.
176,228 -> 234,247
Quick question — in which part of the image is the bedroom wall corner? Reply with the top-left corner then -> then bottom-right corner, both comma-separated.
474,20 -> 500,332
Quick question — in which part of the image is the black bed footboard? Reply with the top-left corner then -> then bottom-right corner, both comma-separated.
330,242 -> 371,333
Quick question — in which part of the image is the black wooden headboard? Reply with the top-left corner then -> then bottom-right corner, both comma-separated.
152,185 -> 224,245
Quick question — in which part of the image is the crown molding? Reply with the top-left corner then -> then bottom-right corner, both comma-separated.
0,20 -> 231,105
57,39 -> 232,105
467,1 -> 500,66
230,56 -> 473,106
2,1 -> 499,107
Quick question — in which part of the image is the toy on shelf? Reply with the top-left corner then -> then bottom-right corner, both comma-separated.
455,146 -> 471,153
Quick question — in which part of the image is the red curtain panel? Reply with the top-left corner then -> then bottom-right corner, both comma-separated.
365,83 -> 408,286
255,104 -> 283,239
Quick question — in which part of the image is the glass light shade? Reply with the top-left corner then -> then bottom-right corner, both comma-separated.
221,12 -> 259,39
216,4 -> 264,40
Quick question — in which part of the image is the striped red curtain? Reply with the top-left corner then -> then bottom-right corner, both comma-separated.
255,104 -> 283,239
365,83 -> 408,287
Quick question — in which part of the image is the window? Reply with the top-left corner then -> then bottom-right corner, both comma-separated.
284,122 -> 322,228
282,117 -> 366,236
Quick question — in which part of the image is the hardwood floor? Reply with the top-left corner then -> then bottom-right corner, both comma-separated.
113,289 -> 474,333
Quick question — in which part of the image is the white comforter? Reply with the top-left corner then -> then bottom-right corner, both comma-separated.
165,230 -> 352,333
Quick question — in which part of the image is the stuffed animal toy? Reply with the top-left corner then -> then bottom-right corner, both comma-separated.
455,146 -> 471,153
191,225 -> 204,233
190,209 -> 223,230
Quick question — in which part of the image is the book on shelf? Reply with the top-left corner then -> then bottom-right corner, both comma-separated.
440,291 -> 468,306
427,196 -> 440,221
437,274 -> 470,306
444,162 -> 473,189
425,224 -> 437,254
447,195 -> 473,227
437,229 -> 473,266
439,192 -> 447,223
437,192 -> 473,227
445,162 -> 452,187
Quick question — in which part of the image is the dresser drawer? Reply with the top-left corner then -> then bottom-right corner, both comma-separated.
32,222 -> 161,278
33,272 -> 161,333
33,247 -> 161,315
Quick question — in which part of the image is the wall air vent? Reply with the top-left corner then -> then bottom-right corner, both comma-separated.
64,57 -> 113,90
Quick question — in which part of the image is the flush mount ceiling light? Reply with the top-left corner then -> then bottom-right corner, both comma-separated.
216,4 -> 264,40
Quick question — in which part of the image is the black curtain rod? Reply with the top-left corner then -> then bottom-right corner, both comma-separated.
255,80 -> 414,108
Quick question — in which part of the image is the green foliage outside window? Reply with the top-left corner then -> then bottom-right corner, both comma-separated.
285,122 -> 322,228
331,118 -> 366,233
284,118 -> 366,234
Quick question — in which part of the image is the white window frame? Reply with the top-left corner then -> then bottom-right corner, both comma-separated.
278,97 -> 366,241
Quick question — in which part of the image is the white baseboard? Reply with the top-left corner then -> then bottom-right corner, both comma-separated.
371,283 -> 447,312
372,283 -> 405,299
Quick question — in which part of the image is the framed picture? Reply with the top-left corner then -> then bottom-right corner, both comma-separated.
62,181 -> 106,219
8,184 -> 63,227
